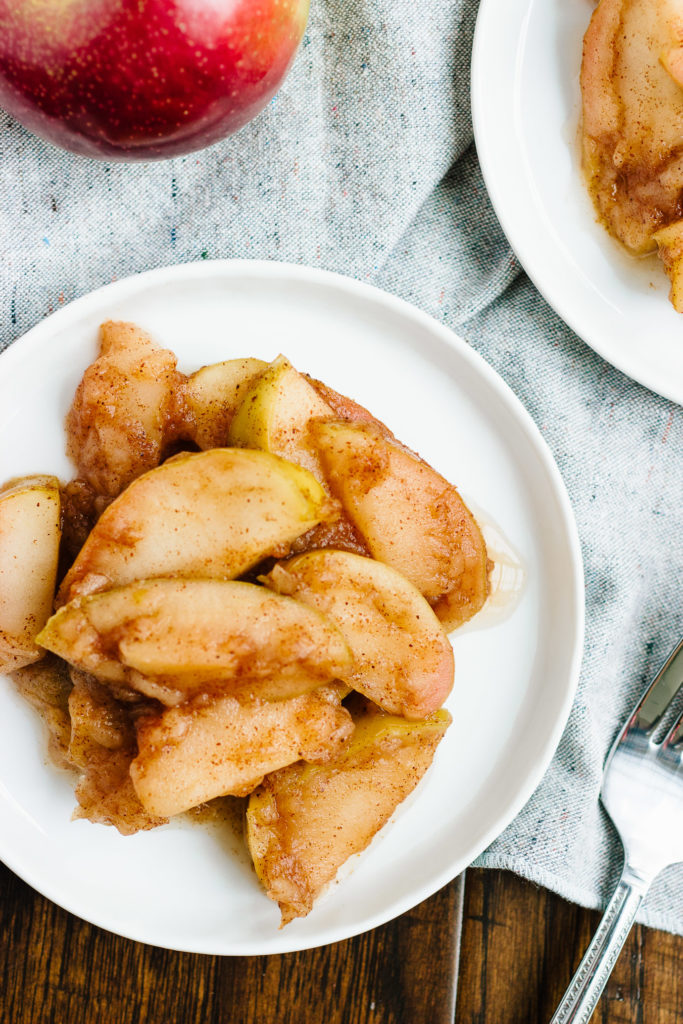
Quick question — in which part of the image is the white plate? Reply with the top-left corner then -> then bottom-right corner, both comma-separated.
0,260 -> 583,954
472,0 -> 683,405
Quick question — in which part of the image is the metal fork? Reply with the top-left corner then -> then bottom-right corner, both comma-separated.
550,637 -> 683,1024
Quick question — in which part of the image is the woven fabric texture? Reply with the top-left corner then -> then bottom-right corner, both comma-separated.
1,0 -> 681,935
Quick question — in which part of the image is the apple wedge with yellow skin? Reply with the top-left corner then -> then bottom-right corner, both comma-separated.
228,355 -> 334,478
246,701 -> 451,924
58,448 -> 335,603
0,475 -> 61,673
38,579 -> 352,705
131,687 -> 354,817
264,550 -> 454,719
184,357 -> 267,449
310,421 -> 488,631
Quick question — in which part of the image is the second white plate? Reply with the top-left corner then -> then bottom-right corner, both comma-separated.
0,260 -> 583,953
472,0 -> 683,405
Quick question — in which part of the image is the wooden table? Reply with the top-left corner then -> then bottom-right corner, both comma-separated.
2,864 -> 680,1024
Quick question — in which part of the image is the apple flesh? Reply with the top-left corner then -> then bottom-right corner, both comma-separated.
58,447 -> 335,602
131,688 -> 354,816
38,578 -> 352,704
73,736 -> 165,835
246,700 -> 451,924
228,354 -> 334,479
228,356 -> 380,556
66,321 -> 181,499
311,421 -> 489,630
8,655 -> 73,770
0,0 -> 310,160
0,475 -> 61,673
184,358 -> 267,450
68,670 -> 135,760
654,221 -> 683,312
265,550 -> 455,719
68,669 -> 164,834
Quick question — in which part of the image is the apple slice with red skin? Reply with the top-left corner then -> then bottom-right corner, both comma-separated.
264,550 -> 454,719
246,700 -> 451,924
310,421 -> 489,631
130,687 -> 354,817
38,578 -> 352,706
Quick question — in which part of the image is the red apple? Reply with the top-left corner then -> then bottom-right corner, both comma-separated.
0,0 -> 309,160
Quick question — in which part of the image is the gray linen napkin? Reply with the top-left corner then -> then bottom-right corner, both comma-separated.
1,0 -> 682,934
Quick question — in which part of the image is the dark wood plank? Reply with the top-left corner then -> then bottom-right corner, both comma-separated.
5,861 -> 680,1024
0,863 -> 462,1024
455,869 -> 683,1024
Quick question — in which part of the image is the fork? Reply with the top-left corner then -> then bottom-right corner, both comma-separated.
549,637 -> 683,1024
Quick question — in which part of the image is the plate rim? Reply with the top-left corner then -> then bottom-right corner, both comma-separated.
471,0 -> 683,406
0,258 -> 585,953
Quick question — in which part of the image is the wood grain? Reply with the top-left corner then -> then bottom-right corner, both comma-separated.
455,869 -> 683,1024
2,862 -> 681,1024
0,864 -> 462,1024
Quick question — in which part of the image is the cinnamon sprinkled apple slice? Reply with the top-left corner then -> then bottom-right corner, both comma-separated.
264,549 -> 454,719
310,420 -> 488,630
247,701 -> 451,925
0,475 -> 61,673
59,447 -> 336,603
39,578 -> 352,706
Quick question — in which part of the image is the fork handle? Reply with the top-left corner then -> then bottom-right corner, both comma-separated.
549,869 -> 649,1024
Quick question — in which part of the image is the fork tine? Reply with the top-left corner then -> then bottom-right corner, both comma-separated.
628,638 -> 683,736
559,635 -> 683,1024
662,708 -> 683,749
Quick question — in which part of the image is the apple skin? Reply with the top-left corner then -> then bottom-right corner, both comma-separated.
0,0 -> 310,160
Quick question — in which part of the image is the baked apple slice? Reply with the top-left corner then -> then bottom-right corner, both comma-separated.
246,700 -> 451,924
68,670 -> 164,835
654,221 -> 683,312
228,355 -> 334,478
130,687 -> 354,816
66,321 -> 182,499
310,421 -> 488,630
264,550 -> 454,718
9,656 -> 72,768
58,448 -> 335,602
0,475 -> 61,672
184,357 -> 267,449
38,579 -> 352,704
